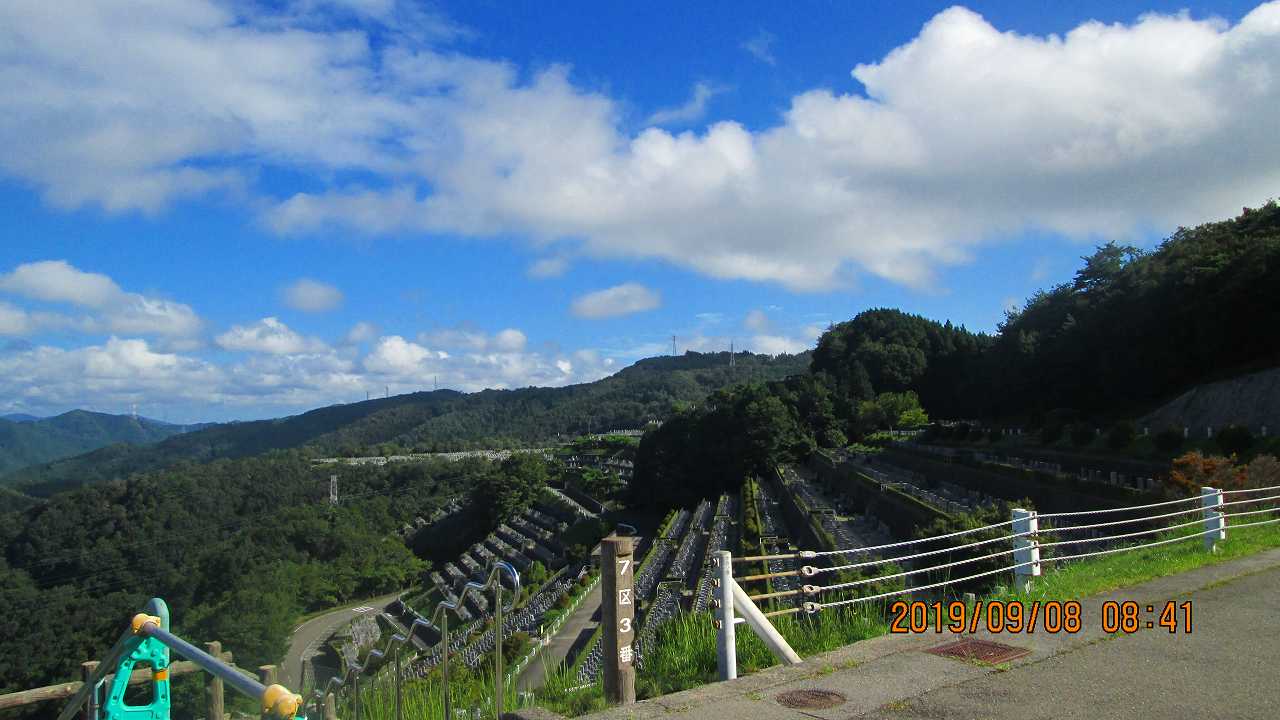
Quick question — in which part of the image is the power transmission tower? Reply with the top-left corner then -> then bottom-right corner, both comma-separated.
672,335 -> 677,356
730,341 -> 735,368
329,475 -> 338,505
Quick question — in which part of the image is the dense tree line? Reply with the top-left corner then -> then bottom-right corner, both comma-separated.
0,451 -> 531,704
634,201 -> 1280,504
3,351 -> 807,497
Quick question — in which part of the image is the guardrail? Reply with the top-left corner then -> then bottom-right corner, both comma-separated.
312,560 -> 520,720
714,483 -> 1280,679
1,598 -> 306,720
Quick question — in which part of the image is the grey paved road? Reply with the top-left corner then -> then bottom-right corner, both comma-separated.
280,592 -> 401,690
517,581 -> 604,691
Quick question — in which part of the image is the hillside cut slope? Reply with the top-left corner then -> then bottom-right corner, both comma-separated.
1140,367 -> 1280,435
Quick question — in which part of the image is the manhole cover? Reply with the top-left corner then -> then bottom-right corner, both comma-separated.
775,689 -> 847,709
926,638 -> 1029,664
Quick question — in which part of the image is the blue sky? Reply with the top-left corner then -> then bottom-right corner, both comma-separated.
1,0 -> 1277,422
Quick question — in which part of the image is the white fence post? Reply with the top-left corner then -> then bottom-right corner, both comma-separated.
1012,508 -> 1040,589
1202,487 -> 1225,551
714,551 -> 737,681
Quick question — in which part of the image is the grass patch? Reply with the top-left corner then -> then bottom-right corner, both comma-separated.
991,520 -> 1280,603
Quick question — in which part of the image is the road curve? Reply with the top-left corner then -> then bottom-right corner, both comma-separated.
280,592 -> 402,690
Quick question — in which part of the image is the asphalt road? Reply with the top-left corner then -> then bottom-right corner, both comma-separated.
516,581 -> 604,691
859,564 -> 1280,720
280,592 -> 401,690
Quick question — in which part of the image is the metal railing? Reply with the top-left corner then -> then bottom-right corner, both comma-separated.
53,598 -> 304,720
714,484 -> 1280,679
310,560 -> 520,720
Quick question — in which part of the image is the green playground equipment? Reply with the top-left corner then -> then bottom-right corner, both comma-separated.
58,598 -> 305,720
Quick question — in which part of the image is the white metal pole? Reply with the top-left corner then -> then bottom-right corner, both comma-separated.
714,551 -> 737,681
1012,508 -> 1040,590
1202,487 -> 1225,551
729,580 -> 801,666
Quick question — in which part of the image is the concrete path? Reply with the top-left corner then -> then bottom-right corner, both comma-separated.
280,592 -> 401,690
517,581 -> 604,691
564,547 -> 1280,720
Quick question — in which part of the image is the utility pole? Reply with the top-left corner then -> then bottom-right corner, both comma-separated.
672,335 -> 677,356
730,341 -> 735,368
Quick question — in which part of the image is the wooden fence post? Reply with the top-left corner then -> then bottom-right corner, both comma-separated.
203,642 -> 223,720
81,661 -> 99,720
600,536 -> 636,705
257,665 -> 278,687
323,692 -> 338,720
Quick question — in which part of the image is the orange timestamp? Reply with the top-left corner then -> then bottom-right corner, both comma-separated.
888,599 -> 1193,634
890,600 -> 1082,634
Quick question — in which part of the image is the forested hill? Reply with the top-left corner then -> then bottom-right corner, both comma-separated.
636,201 -> 1280,505
3,350 -> 808,497
816,200 -> 1280,423
0,410 -> 201,477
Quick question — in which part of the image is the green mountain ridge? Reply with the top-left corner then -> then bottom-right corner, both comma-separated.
2,350 -> 809,497
0,410 -> 203,478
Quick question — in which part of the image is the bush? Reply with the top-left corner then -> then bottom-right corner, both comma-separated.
952,423 -> 972,441
987,427 -> 1002,443
1215,424 -> 1255,457
1154,426 -> 1185,454
1040,423 -> 1063,445
1070,424 -> 1096,447
1106,421 -> 1136,450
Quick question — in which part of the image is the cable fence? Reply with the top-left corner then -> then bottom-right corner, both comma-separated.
725,484 -> 1280,619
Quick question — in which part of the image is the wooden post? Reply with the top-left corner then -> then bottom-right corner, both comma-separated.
600,536 -> 636,705
81,661 -> 99,720
203,642 -> 223,720
257,665 -> 278,687
324,692 -> 338,720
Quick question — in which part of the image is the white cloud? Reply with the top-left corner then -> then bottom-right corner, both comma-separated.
744,309 -> 772,333
0,260 -> 202,336
216,317 -> 328,354
0,302 -> 31,335
646,82 -> 724,126
527,256 -> 570,278
492,328 -> 527,352
571,283 -> 661,319
5,4 -> 1280,293
741,29 -> 777,66
363,335 -> 440,375
282,278 -> 344,312
343,320 -> 380,344
0,260 -> 121,307
749,334 -> 811,356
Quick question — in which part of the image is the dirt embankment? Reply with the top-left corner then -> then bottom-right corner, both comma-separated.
1140,367 -> 1280,435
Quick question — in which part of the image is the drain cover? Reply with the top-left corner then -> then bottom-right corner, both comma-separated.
775,689 -> 847,709
926,638 -> 1029,664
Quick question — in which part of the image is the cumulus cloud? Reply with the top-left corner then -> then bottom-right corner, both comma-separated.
343,320 -> 380,344
216,317 -> 329,354
571,283 -> 661,319
363,335 -> 443,375
0,260 -> 201,336
0,302 -> 32,335
282,278 -> 344,312
5,3 -> 1280,293
646,82 -> 724,126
